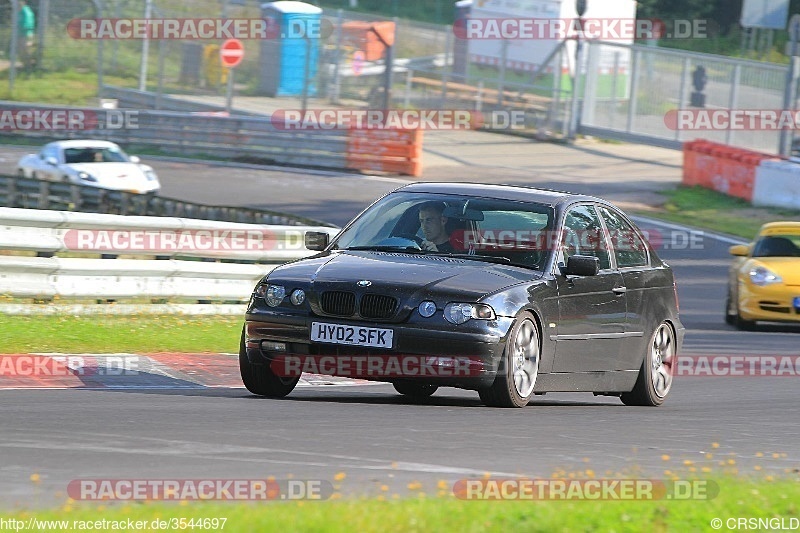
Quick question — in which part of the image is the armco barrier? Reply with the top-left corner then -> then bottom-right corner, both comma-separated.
346,129 -> 423,177
0,207 -> 340,302
0,174 -> 335,227
682,140 -> 778,201
753,159 -> 800,210
0,100 -> 425,177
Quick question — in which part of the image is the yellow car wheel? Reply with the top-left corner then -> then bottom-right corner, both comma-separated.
726,287 -> 755,330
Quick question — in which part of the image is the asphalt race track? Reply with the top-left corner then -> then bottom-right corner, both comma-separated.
1,147 -> 799,505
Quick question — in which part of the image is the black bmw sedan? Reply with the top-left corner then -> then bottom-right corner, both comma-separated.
241,183 -> 684,407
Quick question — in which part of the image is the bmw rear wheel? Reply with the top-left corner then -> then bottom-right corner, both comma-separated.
479,313 -> 540,408
621,322 -> 675,406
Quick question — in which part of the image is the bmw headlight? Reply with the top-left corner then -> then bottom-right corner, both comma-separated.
144,170 -> 158,182
418,301 -> 437,318
77,171 -> 97,182
290,289 -> 306,306
749,267 -> 782,286
255,284 -> 286,307
444,303 -> 496,324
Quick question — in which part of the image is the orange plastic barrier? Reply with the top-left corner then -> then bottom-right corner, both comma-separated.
682,140 -> 777,201
346,129 -> 423,177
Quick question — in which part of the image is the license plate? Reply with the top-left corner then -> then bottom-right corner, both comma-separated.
310,322 -> 393,349
794,297 -> 800,309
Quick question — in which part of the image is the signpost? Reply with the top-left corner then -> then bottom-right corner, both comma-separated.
220,39 -> 244,113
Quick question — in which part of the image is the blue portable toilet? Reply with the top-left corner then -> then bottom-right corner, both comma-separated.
259,1 -> 322,97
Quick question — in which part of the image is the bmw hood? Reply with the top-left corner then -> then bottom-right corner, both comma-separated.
270,250 -> 539,301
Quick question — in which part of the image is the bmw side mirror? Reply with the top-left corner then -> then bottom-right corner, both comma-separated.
129,155 -> 141,164
305,231 -> 329,251
564,255 -> 600,276
45,157 -> 58,166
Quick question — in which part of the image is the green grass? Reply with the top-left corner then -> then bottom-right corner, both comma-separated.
644,186 -> 800,240
0,70 -> 135,105
0,315 -> 242,354
5,475 -> 800,532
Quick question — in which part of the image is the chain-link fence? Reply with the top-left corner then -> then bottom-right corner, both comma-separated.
581,41 -> 789,153
20,2 -> 789,146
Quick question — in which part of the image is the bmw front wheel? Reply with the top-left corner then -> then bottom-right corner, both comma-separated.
479,313 -> 540,408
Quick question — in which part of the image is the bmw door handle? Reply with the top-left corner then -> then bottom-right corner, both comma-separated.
612,286 -> 627,295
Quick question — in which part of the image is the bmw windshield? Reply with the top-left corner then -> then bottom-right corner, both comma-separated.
331,192 -> 555,270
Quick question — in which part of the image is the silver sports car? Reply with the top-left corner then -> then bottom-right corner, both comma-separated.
17,140 -> 161,195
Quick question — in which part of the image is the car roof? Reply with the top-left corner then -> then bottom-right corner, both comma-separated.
47,140 -> 120,149
396,182 -> 611,208
759,221 -> 800,234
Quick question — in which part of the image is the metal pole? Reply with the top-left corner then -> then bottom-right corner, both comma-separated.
779,56 -> 800,157
139,0 -> 153,91
330,9 -> 343,104
92,0 -> 104,99
726,64 -> 741,146
675,57 -> 690,141
780,21 -> 800,156
36,0 -> 49,72
568,36 -> 584,139
156,39 -> 166,109
112,0 -> 121,71
382,18 -> 398,110
498,39 -> 507,107
609,51 -> 620,130
226,68 -> 235,113
10,0 -> 19,92
404,68 -> 413,108
302,36 -> 311,113
626,49 -> 640,135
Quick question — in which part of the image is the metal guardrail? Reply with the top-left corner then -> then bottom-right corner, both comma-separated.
0,174 -> 336,227
0,100 -> 422,176
0,207 -> 340,302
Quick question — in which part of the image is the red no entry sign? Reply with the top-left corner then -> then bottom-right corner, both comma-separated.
220,39 -> 244,68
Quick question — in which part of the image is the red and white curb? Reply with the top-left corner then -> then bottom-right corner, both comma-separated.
0,353 -> 378,390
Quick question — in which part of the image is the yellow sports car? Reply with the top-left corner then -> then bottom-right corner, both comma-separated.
726,222 -> 800,329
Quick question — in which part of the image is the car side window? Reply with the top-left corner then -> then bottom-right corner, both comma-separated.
562,204 -> 611,270
40,146 -> 58,162
599,207 -> 649,268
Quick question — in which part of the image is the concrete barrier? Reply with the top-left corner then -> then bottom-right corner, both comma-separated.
682,140 -> 778,201
753,159 -> 800,210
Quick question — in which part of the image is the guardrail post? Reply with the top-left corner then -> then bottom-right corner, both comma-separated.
71,185 -> 82,211
120,192 -> 130,215
38,181 -> 49,210
8,175 -> 18,207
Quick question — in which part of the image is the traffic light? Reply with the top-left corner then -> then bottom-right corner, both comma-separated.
690,65 -> 707,107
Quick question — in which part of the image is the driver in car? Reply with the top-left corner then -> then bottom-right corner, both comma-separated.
418,201 -> 455,253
